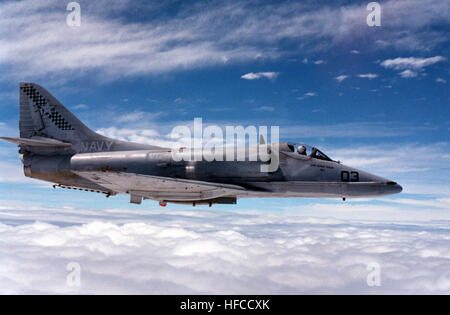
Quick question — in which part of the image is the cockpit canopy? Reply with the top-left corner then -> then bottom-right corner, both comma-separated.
281,142 -> 334,162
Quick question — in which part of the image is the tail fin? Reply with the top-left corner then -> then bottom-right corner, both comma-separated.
17,82 -> 162,153
20,82 -> 100,142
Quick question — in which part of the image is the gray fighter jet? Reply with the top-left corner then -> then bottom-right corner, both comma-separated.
1,83 -> 402,206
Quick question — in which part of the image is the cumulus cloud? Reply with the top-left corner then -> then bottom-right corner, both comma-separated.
0,204 -> 449,294
436,78 -> 446,83
241,72 -> 279,80
335,75 -> 349,83
358,73 -> 378,79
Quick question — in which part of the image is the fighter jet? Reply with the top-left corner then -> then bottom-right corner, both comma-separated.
0,83 -> 402,206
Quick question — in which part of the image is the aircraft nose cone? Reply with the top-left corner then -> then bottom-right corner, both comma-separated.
385,181 -> 402,194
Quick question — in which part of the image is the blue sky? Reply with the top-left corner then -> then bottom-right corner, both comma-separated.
0,0 -> 449,219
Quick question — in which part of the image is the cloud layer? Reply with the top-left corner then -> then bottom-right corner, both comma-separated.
0,205 -> 449,294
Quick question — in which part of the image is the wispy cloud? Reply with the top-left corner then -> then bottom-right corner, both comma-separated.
357,73 -> 378,79
282,121 -> 434,139
0,0 -> 448,82
399,70 -> 418,78
114,111 -> 164,124
301,58 -> 325,65
327,142 -> 450,175
116,112 -> 144,123
241,72 -> 279,80
256,106 -> 275,112
297,92 -> 317,100
380,56 -> 446,70
72,104 -> 88,110
96,126 -> 174,148
335,75 -> 349,83
380,56 -> 445,79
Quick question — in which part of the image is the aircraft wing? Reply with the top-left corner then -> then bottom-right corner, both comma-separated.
73,170 -> 247,202
0,136 -> 72,147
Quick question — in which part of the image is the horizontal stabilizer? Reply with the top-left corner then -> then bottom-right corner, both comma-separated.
0,136 -> 72,147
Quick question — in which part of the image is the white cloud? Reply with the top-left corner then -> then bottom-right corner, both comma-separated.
436,78 -> 446,83
350,50 -> 360,54
313,60 -> 325,65
335,75 -> 349,83
96,126 -> 176,148
399,69 -> 418,78
0,205 -> 448,294
358,73 -> 378,79
379,56 -> 446,78
241,72 -> 279,80
380,56 -> 446,70
297,92 -> 317,100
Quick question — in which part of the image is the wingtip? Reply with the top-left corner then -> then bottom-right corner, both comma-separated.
0,136 -> 16,144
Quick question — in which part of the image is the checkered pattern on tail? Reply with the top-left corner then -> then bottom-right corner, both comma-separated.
20,85 -> 74,131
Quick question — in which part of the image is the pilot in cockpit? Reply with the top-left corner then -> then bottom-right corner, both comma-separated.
297,145 -> 307,155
